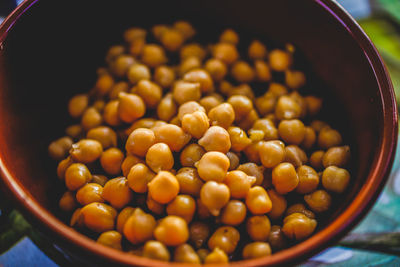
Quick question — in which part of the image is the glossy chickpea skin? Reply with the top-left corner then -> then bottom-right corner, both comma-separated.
134,80 -> 162,108
259,140 -> 285,168
153,124 -> 191,152
243,242 -> 272,259
198,126 -> 231,153
87,127 -> 117,149
48,136 -> 73,161
208,226 -> 240,254
175,168 -> 204,197
97,231 -> 122,250
208,103 -> 235,129
204,58 -> 227,82
246,186 -> 272,215
117,92 -> 146,123
182,111 -> 210,139
322,146 -> 351,168
246,215 -> 271,241
177,101 -> 206,121
272,163 -> 299,194
189,221 -> 211,248
65,163 -> 92,191
174,244 -> 201,264
172,81 -> 201,105
76,183 -> 104,205
102,177 -> 133,209
146,143 -> 174,173
267,189 -> 287,219
125,128 -> 155,157
59,191 -> 77,212
195,151 -> 230,182
228,95 -> 253,122
304,189 -> 332,213
154,215 -> 189,246
81,107 -> 103,131
220,200 -> 247,226
80,202 -> 117,233
282,213 -> 317,240
127,163 -> 155,193
154,65 -> 175,88
199,95 -> 223,113
100,148 -> 124,175
225,170 -> 256,199
322,166 -> 350,193
148,171 -> 179,204
142,241 -> 170,261
200,181 -> 230,216
238,163 -> 265,186
180,144 -> 206,167
269,225 -> 287,251
228,126 -> 252,152
123,208 -> 156,244
166,194 -> 196,223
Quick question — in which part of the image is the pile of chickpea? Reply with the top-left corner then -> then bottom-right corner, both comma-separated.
49,21 -> 352,263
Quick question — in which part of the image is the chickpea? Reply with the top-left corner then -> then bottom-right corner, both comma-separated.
173,21 -> 196,39
99,148 -> 124,175
212,43 -> 239,65
322,166 -> 350,193
208,103 -> 235,129
310,120 -> 330,133
204,58 -> 227,82
301,126 -> 317,150
189,221 -> 210,248
116,206 -> 136,233
227,95 -> 253,122
177,101 -> 206,121
254,60 -> 272,82
81,107 -> 102,131
204,248 -> 228,264
275,95 -> 301,120
269,49 -> 292,71
48,136 -> 73,161
220,200 -> 247,226
245,186 -> 272,215
146,143 -> 174,173
57,156 -> 73,180
242,242 -> 272,259
284,145 -> 308,168
226,151 -> 240,171
102,177 -> 133,209
199,95 -> 223,113
174,244 -> 201,263
176,168 -> 204,197
255,95 -> 275,116
237,163 -> 265,186
237,109 -> 259,131
97,231 -> 122,250
126,64 -> 150,85
70,208 -> 84,228
248,129 -> 265,142
304,189 -> 332,212
65,163 -> 92,191
246,215 -> 271,241
197,249 -> 210,263
128,37 -> 145,57
228,83 -> 255,100
219,80 -> 233,96
182,111 -> 210,139
296,165 -> 319,194
65,124 -> 83,140
286,203 -> 315,219
80,202 -> 117,232
225,127 -> 249,153
160,28 -> 184,52
70,139 -> 103,164
154,215 -> 189,246
231,61 -> 255,83
103,100 -> 122,127
68,94 -> 89,118
156,93 -> 177,122
141,44 -> 167,68
134,80 -> 162,108
94,73 -> 114,96
121,154 -> 144,177
318,127 -> 342,149
153,124 -> 191,152
110,55 -> 136,78
105,45 -> 125,64
76,183 -> 104,205
198,126 -> 231,153
180,43 -> 206,60
123,27 -> 146,43
59,191 -> 77,212
123,208 -> 156,244
253,119 -> 279,141
179,56 -> 202,76
322,146 -> 350,168
148,171 -> 179,204
219,28 -> 239,44
208,226 -> 240,254
142,241 -> 170,261
125,128 -> 155,157
269,225 -> 287,251
282,213 -> 317,240
305,96 -> 323,116
267,189 -> 287,219
86,127 -> 117,149
167,195 -> 196,223
285,70 -> 306,90
153,65 -> 175,88
146,194 -> 165,215
172,81 -> 201,106
224,170 -> 256,199
195,151 -> 230,182
278,119 -> 306,145
183,69 -> 214,94
272,163 -> 299,194
127,163 -> 155,193
180,144 -> 206,167
309,150 -> 325,171
117,92 -> 146,123
200,181 -> 230,216
197,198 -> 211,219
259,140 -> 285,168
243,141 -> 262,164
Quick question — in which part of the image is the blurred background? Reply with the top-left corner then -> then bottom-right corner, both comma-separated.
0,0 -> 400,266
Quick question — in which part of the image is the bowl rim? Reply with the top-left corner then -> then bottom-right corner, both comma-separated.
0,0 -> 398,266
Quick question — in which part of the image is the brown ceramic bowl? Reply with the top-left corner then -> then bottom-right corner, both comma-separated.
0,0 -> 398,266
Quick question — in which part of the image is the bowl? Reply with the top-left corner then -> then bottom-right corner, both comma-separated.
0,0 -> 398,266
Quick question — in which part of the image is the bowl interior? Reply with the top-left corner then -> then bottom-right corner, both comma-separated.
0,0 -> 391,265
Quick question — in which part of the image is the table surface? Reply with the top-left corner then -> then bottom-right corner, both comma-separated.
1,0 -> 400,266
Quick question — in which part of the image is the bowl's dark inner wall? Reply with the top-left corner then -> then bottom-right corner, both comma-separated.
0,0 -> 381,230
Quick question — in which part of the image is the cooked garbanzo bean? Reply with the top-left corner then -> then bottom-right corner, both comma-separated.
76,183 -> 104,205
198,126 -> 231,153
174,244 -> 201,264
189,221 -> 210,248
142,241 -> 170,261
224,170 -> 256,199
80,202 -> 117,233
59,191 -> 77,212
166,194 -> 196,223
200,181 -> 230,216
282,213 -> 317,240
208,226 -> 240,254
242,242 -> 272,259
102,177 -> 133,209
220,200 -> 247,226
148,171 -> 179,204
304,189 -> 332,213
272,163 -> 299,194
175,167 -> 204,197
195,151 -> 230,182
322,166 -> 350,193
48,136 -> 73,161
154,215 -> 189,246
127,163 -> 155,193
208,103 -> 235,129
246,215 -> 271,241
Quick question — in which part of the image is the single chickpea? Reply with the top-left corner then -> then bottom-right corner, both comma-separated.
242,242 -> 272,259
154,215 -> 189,246
100,148 -> 124,175
127,64 -> 150,84
285,70 -> 306,90
272,163 -> 299,194
199,95 -> 223,113
116,206 -> 135,233
252,119 -> 279,141
227,83 -> 255,100
301,127 -> 317,150
282,213 -> 317,240
322,146 -> 350,168
238,163 -> 265,186
208,103 -> 235,129
195,151 -> 230,182
267,189 -> 287,219
286,203 -> 316,219
146,143 -> 174,173
121,154 -> 144,177
123,208 -> 156,244
153,124 -> 191,152
142,241 -> 170,261
59,191 -> 77,212
238,109 -> 259,131
177,101 -> 206,121
220,200 -> 247,226
102,177 -> 133,209
226,152 -> 240,171
219,80 -> 233,96
97,231 -> 122,250
198,126 -> 231,153
81,107 -> 103,131
117,92 -> 146,123
65,124 -> 83,140
180,144 -> 206,167
310,120 -> 330,133
123,27 -> 146,43
204,248 -> 228,264
105,45 -> 125,64
246,186 -> 272,215
153,65 -> 175,89
208,226 -> 240,254
200,181 -> 230,216
76,183 -> 104,205
175,167 -> 204,197
80,202 -> 117,233
309,150 -> 325,171
128,37 -> 145,57
318,127 -> 342,149
166,194 -> 196,223
152,25 -> 169,40
269,225 -> 287,251
173,20 -> 195,39
127,163 -> 155,193
86,127 -> 117,149
57,157 -> 73,180
148,171 -> 179,204
231,61 -> 255,83
103,100 -> 122,127
269,49 -> 292,71
204,58 -> 227,82
172,81 -> 201,105
259,140 -> 285,168
70,139 -> 103,164
246,215 -> 271,241
141,44 -> 167,68
68,94 -> 89,118
180,43 -> 206,60
174,244 -> 201,264
219,28 -> 239,44
93,99 -> 106,113
70,208 -> 84,228
134,80 -> 162,108
296,165 -> 320,194
189,221 -> 210,249
284,145 -> 308,168
182,111 -> 210,139
179,56 -> 202,76
212,43 -> 239,65
304,189 -> 332,212
227,95 -> 254,122
125,128 -> 155,157
225,170 -> 256,199
183,69 -> 214,94
94,73 -> 114,96
248,40 -> 267,59
197,198 -> 212,219
48,136 -> 73,161
278,119 -> 306,145
254,60 -> 272,82
157,93 -> 177,122
227,126 -> 251,152
160,28 -> 184,52
304,96 -> 323,116
110,54 -> 136,78
322,166 -> 350,193
243,141 -> 263,164
275,95 -> 301,120
65,163 -> 92,191
146,194 -> 165,215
